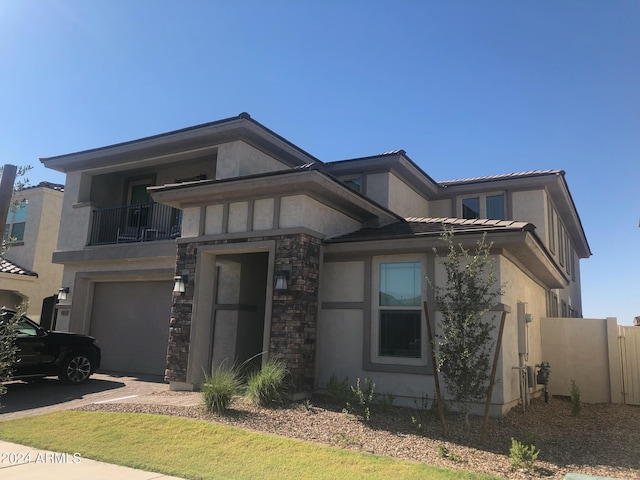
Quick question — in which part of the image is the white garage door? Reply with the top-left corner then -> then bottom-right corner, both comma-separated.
89,281 -> 173,377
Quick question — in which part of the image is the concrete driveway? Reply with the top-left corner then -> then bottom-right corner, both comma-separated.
0,373 -> 171,421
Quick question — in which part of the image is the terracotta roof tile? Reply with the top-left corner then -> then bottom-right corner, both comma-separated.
0,258 -> 38,277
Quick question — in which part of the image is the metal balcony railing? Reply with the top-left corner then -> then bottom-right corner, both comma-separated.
89,202 -> 181,245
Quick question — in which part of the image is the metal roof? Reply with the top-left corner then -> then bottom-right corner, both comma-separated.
326,217 -> 534,243
439,170 -> 563,186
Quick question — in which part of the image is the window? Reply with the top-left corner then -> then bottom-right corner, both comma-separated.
548,201 -> 556,253
341,176 -> 362,193
548,291 -> 559,317
461,194 -> 505,220
558,222 -> 565,267
486,194 -> 505,220
377,261 -> 422,359
4,200 -> 28,242
462,197 -> 480,219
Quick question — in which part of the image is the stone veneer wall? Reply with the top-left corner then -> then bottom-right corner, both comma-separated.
271,234 -> 321,394
165,233 -> 321,396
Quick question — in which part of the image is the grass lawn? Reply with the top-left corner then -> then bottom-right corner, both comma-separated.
0,411 -> 498,480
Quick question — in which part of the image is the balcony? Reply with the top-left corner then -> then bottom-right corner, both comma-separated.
89,202 -> 181,246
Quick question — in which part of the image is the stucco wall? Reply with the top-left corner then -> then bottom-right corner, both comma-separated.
428,199 -> 453,218
57,172 -> 92,251
387,173 -> 429,218
540,317 -> 622,403
365,173 -> 389,208
316,248 -> 552,415
2,186 -> 64,320
280,195 -> 361,237
217,141 -> 288,179
512,190 -> 546,242
493,255 -> 549,407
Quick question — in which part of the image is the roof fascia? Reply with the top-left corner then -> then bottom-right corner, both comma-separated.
438,172 -> 591,258
326,153 -> 440,197
324,229 -> 567,288
40,114 -> 321,174
149,169 -> 401,226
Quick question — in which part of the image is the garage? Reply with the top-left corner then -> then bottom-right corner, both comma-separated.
89,281 -> 173,377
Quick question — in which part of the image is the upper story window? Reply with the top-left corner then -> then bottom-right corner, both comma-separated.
461,193 -> 505,220
341,175 -> 362,193
4,200 -> 28,242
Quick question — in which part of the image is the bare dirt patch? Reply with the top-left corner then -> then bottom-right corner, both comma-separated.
79,395 -> 640,479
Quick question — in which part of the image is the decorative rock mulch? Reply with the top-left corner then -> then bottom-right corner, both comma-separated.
78,394 -> 640,479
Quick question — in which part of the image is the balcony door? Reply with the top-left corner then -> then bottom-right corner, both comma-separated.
126,179 -> 153,229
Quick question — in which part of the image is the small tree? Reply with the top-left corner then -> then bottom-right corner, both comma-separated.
0,165 -> 32,402
431,227 -> 504,427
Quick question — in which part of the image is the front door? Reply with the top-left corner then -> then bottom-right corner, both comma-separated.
210,253 -> 269,373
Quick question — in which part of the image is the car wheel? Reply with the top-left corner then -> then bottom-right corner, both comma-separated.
59,353 -> 93,384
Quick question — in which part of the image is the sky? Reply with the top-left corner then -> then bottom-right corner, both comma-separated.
0,1 -> 638,324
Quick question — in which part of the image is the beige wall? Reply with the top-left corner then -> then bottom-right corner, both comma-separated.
494,255 -> 549,407
541,317 -> 623,403
428,198 -> 453,218
316,249 -> 554,415
2,186 -> 64,321
217,141 -> 288,179
280,195 -> 361,237
57,172 -> 91,251
387,173 -> 429,218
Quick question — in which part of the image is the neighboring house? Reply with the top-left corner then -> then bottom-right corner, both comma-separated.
41,113 -> 590,414
0,182 -> 64,327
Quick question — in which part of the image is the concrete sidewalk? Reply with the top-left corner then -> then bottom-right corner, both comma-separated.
0,440 -> 184,479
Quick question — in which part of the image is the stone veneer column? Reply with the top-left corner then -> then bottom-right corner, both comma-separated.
271,233 -> 321,396
165,242 -> 196,383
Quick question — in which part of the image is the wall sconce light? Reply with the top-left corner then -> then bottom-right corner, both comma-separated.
173,270 -> 189,294
274,266 -> 291,291
57,287 -> 69,301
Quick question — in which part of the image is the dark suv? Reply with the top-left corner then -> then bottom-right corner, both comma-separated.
1,309 -> 101,384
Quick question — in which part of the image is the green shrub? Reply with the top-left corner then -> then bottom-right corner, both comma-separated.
509,437 -> 540,473
345,377 -> 375,421
325,374 -> 352,406
570,378 -> 581,416
202,365 -> 242,414
245,357 -> 290,407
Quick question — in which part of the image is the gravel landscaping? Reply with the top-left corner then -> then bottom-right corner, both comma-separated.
79,393 -> 640,479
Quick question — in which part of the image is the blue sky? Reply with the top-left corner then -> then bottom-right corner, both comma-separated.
1,1 -> 638,324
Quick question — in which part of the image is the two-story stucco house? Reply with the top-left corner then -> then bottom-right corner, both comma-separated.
41,113 -> 590,414
0,182 -> 64,327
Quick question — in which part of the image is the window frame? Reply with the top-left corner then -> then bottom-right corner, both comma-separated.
371,255 -> 428,367
459,192 -> 506,220
4,200 -> 29,243
340,174 -> 364,193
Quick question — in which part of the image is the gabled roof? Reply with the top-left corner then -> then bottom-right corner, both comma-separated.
326,217 -> 534,243
0,258 -> 38,277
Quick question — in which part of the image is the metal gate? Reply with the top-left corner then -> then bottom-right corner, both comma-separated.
619,325 -> 640,405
